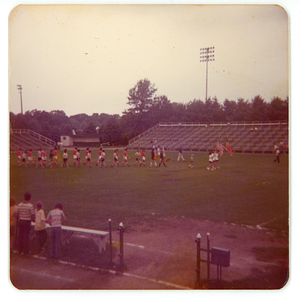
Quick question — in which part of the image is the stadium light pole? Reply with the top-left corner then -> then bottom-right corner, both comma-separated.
17,84 -> 23,114
200,47 -> 215,101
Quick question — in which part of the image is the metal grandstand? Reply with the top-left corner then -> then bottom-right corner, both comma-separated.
10,129 -> 56,151
127,121 -> 289,153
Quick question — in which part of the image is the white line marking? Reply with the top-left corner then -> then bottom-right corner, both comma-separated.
10,266 -> 75,282
31,255 -> 192,289
256,215 -> 284,229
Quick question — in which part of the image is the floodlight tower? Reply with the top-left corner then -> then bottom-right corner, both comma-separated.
200,47 -> 215,101
17,84 -> 23,114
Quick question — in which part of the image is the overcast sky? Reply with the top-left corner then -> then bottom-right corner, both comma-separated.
8,4 -> 289,116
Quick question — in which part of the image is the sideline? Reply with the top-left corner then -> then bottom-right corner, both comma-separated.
28,255 -> 192,290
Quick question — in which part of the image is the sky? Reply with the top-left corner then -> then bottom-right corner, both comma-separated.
8,3 -> 289,117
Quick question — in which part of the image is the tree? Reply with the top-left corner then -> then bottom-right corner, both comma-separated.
125,79 -> 157,114
223,99 -> 238,122
268,97 -> 288,121
123,79 -> 158,136
251,95 -> 268,121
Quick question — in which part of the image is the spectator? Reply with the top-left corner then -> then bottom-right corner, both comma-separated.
34,201 -> 47,253
10,197 -> 18,251
47,203 -> 67,260
17,192 -> 35,255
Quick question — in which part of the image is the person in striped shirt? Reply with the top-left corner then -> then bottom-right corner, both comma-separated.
17,192 -> 35,255
46,203 -> 67,259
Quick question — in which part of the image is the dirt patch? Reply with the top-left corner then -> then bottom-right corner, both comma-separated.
10,217 -> 289,289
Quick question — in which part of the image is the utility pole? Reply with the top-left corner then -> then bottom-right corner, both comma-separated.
17,85 -> 23,114
200,47 -> 215,101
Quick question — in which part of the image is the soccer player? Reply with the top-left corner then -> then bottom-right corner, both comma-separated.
134,150 -> 141,166
158,148 -> 167,167
36,149 -> 43,168
100,150 -> 106,167
41,149 -> 47,167
61,149 -> 69,168
19,151 -> 28,167
27,149 -> 35,166
76,149 -> 81,167
95,148 -> 103,166
188,154 -> 194,168
53,147 -> 58,166
47,150 -> 55,168
17,148 -> 22,165
83,148 -> 89,166
207,151 -> 215,170
86,150 -> 92,167
140,150 -> 146,167
73,148 -> 78,166
122,149 -> 130,166
111,149 -> 119,168
213,150 -> 220,169
150,148 -> 157,168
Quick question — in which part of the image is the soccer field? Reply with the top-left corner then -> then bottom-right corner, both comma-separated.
10,150 -> 289,232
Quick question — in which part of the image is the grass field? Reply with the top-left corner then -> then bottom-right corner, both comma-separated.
10,149 -> 289,232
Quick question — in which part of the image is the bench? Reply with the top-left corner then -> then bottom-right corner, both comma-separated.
31,223 -> 109,253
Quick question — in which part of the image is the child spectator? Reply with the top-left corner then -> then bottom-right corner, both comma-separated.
10,197 -> 19,251
17,192 -> 35,255
34,201 -> 47,253
46,203 -> 67,260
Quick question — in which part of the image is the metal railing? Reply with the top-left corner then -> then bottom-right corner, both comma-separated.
10,129 -> 56,146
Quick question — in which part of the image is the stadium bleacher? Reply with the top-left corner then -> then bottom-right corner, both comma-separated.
127,122 -> 289,153
10,129 -> 56,151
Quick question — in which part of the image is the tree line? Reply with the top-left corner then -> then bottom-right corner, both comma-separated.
10,78 -> 288,145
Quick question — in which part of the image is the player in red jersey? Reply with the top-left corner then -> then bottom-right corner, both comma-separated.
140,150 -> 146,167
73,148 -> 78,166
83,148 -> 89,166
111,149 -> 119,168
41,149 -> 47,167
27,149 -> 35,166
122,149 -> 130,166
53,147 -> 58,166
96,148 -> 103,166
17,149 -> 22,165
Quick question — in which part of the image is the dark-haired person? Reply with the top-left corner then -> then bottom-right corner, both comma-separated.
17,192 -> 35,255
46,203 -> 67,260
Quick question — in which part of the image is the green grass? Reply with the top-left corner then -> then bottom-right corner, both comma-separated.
10,149 -> 289,231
